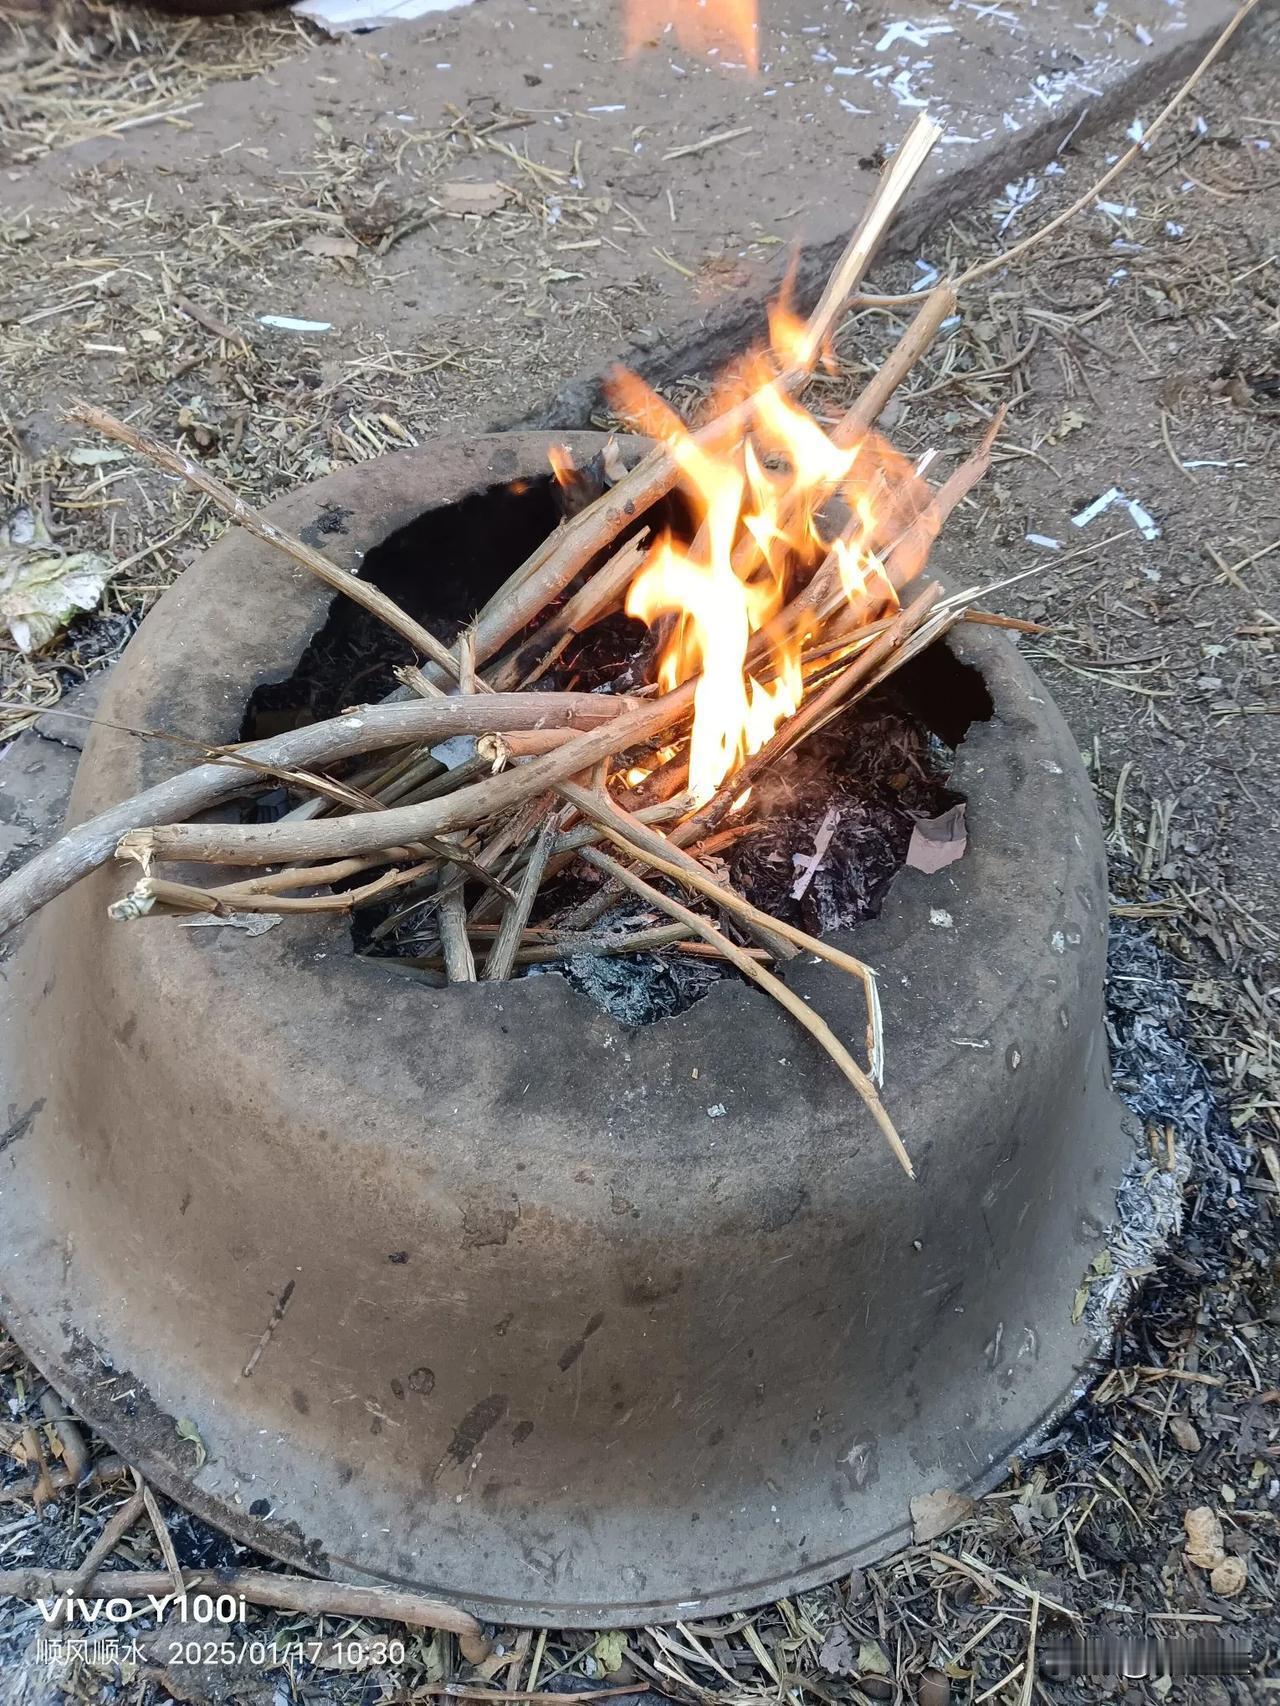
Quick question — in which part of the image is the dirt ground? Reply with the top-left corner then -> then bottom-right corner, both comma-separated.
0,6 -> 1277,1706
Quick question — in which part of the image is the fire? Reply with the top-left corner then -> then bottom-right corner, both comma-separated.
594,323 -> 928,806
623,0 -> 758,72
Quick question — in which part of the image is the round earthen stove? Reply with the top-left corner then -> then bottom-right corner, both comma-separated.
0,434 -> 1131,1626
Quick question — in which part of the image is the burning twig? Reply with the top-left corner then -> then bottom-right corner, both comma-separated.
445,116 -> 942,689
683,584 -> 943,841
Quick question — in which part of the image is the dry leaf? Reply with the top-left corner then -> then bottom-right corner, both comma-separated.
911,1486 -> 975,1544
66,446 -> 126,467
0,508 -> 111,654
592,1632 -> 626,1674
906,803 -> 967,874
439,181 -> 510,215
856,1642 -> 891,1679
1169,1416 -> 1201,1453
301,232 -> 360,260
1183,1504 -> 1225,1569
1209,1555 -> 1247,1598
175,1416 -> 208,1467
817,1624 -> 856,1676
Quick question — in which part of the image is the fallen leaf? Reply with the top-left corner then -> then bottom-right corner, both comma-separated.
1209,1555 -> 1247,1598
1183,1505 -> 1225,1570
1169,1416 -> 1201,1453
0,509 -> 111,654
301,232 -> 360,261
911,1486 -> 975,1544
438,181 -> 510,215
817,1624 -> 856,1676
592,1632 -> 626,1675
66,446 -> 126,467
906,803 -> 967,874
175,1417 -> 208,1467
856,1641 -> 891,1679
179,912 -> 281,936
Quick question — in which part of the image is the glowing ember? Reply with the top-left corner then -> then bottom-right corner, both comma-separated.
623,0 -> 758,72
587,315 -> 930,807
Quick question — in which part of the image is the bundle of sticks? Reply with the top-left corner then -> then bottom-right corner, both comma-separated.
0,116 -> 1034,1181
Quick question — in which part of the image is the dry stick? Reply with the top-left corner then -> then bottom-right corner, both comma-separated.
457,629 -> 476,695
118,685 -> 695,869
0,1568 -> 489,1660
954,0 -> 1263,288
38,1391 -> 89,1486
0,693 -> 632,940
48,1484 -> 146,1630
67,403 -> 478,688
478,730 -> 577,763
488,530 -> 651,691
111,864 -> 432,921
483,826 -> 555,981
797,113 -> 942,366
558,780 -> 796,964
396,663 -> 448,701
452,117 -> 941,685
0,1455 -> 128,1504
140,1479 -> 186,1602
439,886 -> 477,982
583,847 -> 911,1179
223,841 -> 512,906
574,802 -> 883,1013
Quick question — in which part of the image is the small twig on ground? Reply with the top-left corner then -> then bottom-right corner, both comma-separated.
47,1483 -> 146,1630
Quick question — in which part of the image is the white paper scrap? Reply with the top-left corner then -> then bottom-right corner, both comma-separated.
1071,487 -> 1160,541
293,0 -> 472,33
874,20 -> 954,51
257,315 -> 332,333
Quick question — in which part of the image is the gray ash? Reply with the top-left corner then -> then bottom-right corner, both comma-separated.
721,704 -> 958,935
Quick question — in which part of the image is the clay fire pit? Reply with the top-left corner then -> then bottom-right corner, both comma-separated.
0,432 -> 1129,1625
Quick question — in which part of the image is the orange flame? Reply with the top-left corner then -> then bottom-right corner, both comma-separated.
548,444 -> 577,490
587,316 -> 929,807
624,0 -> 758,72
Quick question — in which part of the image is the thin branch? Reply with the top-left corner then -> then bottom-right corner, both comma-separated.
68,403 -> 476,685
955,0 -> 1261,286
582,847 -> 911,1178
118,685 -> 695,870
482,825 -> 555,981
0,693 -> 632,939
